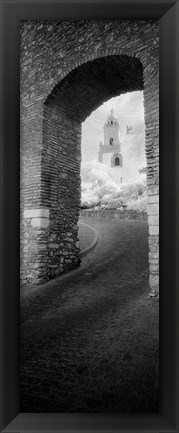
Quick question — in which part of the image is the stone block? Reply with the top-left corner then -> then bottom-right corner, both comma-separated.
149,274 -> 159,286
59,173 -> 68,179
148,215 -> 159,226
24,208 -> 50,218
149,251 -> 159,260
147,203 -> 159,215
149,286 -> 159,297
149,263 -> 159,273
149,225 -> 159,236
31,217 -> 49,228
38,244 -> 47,250
147,194 -> 159,204
147,186 -> 159,196
49,243 -> 59,249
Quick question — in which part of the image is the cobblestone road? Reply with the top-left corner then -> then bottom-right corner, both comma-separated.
20,217 -> 159,413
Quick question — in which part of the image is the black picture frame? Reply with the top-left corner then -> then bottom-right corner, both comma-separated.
0,0 -> 178,432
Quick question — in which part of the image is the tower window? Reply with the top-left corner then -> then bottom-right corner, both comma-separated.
109,138 -> 113,145
115,157 -> 120,166
111,120 -> 113,124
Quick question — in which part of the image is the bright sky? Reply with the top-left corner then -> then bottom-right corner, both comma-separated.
82,90 -> 144,162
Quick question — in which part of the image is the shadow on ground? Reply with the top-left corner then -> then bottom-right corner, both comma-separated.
20,217 -> 159,413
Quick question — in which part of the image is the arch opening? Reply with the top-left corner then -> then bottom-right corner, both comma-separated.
115,156 -> 120,166
110,152 -> 123,168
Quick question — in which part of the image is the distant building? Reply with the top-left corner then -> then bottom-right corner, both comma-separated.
98,109 -> 123,170
139,166 -> 147,175
126,125 -> 134,135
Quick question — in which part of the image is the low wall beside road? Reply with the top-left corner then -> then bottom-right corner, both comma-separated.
80,209 -> 147,222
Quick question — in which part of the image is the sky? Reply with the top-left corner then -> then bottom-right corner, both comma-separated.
81,90 -> 145,162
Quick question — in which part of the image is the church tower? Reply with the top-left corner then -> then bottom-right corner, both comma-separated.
98,109 -> 123,168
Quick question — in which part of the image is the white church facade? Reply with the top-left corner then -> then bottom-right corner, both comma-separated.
98,109 -> 123,173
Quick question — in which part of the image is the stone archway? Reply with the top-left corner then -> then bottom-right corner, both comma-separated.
20,20 -> 159,296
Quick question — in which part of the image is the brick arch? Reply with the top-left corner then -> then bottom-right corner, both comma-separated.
44,47 -> 143,103
44,54 -> 143,122
21,20 -> 159,296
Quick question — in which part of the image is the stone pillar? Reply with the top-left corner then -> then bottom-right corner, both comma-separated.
20,100 -> 82,284
20,209 -> 50,284
41,101 -> 81,281
147,192 -> 159,296
20,99 -> 49,284
143,55 -> 159,297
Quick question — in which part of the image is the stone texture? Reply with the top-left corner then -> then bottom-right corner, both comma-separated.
20,20 -> 159,294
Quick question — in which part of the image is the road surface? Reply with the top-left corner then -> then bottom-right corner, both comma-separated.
20,216 -> 159,413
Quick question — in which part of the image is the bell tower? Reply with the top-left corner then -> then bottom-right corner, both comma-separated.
98,109 -> 123,168
104,108 -> 121,148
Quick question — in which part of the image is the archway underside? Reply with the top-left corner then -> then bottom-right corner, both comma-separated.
45,55 -> 143,122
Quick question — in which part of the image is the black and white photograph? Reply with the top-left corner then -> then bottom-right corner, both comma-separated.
20,19 -> 159,413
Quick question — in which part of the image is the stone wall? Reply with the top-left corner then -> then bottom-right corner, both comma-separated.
80,209 -> 147,222
20,20 -> 159,295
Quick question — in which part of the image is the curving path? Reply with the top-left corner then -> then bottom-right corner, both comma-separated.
20,216 -> 159,413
